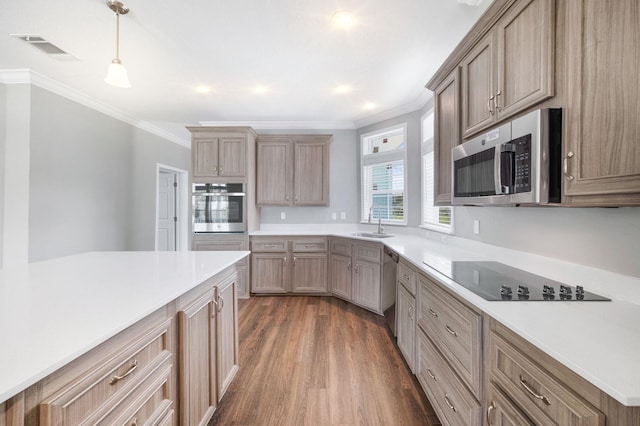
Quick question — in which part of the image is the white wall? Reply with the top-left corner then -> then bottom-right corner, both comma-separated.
0,83 -> 6,267
259,129 -> 359,224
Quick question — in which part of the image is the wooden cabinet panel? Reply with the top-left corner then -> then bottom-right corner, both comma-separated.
396,284 -> 416,373
291,253 -> 328,293
250,237 -> 288,253
563,0 -> 640,204
251,253 -> 288,294
193,139 -> 219,178
256,135 -> 332,206
216,276 -> 239,400
433,68 -> 460,205
192,234 -> 249,299
0,394 -> 23,426
178,291 -> 217,426
461,35 -> 495,138
397,260 -> 417,296
290,237 -> 328,252
352,241 -> 382,264
352,260 -> 381,312
329,254 -> 352,300
218,137 -> 246,177
489,331 -> 604,426
293,141 -> 329,205
329,237 -> 351,257
256,140 -> 291,205
487,383 -> 535,426
416,329 -> 482,426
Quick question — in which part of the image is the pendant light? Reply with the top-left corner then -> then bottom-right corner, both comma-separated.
104,0 -> 131,88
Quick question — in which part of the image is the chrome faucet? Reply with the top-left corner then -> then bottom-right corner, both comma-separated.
368,205 -> 373,224
368,205 -> 385,234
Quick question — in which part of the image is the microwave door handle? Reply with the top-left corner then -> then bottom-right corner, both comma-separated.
494,145 -> 504,195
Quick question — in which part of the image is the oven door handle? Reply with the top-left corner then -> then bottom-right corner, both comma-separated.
193,192 -> 246,197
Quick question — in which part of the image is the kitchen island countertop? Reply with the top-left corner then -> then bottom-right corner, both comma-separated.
0,250 -> 249,403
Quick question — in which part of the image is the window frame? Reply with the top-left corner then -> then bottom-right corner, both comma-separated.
360,123 -> 408,226
420,110 -> 454,234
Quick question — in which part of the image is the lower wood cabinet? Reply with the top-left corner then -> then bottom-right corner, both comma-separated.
250,236 -> 328,294
396,280 -> 416,373
178,268 -> 239,426
486,383 -> 535,426
329,254 -> 352,300
192,234 -> 249,299
352,259 -> 382,312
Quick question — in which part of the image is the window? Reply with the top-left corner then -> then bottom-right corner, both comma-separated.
421,110 -> 453,232
361,124 -> 407,225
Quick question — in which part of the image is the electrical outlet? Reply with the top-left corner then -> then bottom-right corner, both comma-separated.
473,220 -> 480,235
340,211 -> 346,220
331,212 -> 337,220
281,212 -> 286,220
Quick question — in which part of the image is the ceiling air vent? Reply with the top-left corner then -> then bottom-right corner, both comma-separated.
13,34 -> 72,57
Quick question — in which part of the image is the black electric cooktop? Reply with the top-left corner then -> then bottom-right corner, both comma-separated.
432,261 -> 610,302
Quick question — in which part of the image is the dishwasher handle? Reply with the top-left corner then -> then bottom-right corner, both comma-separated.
383,246 -> 399,263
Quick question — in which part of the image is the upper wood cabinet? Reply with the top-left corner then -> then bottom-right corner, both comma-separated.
188,127 -> 257,183
256,135 -> 332,206
461,0 -> 555,138
562,0 -> 640,206
434,68 -> 460,205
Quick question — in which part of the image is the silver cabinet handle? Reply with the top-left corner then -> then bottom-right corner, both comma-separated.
283,256 -> 287,268
427,368 -> 436,381
445,324 -> 458,337
408,306 -> 414,320
218,295 -> 224,312
563,151 -> 575,181
444,394 -> 457,412
355,264 -> 359,273
285,194 -> 289,201
213,166 -> 217,171
294,195 -> 298,203
487,401 -> 496,426
488,95 -> 495,115
293,257 -> 297,267
428,308 -> 438,318
110,360 -> 138,384
131,418 -> 137,426
495,90 -> 502,111
264,243 -> 276,248
519,375 -> 551,405
305,244 -> 315,248
347,261 -> 351,271
219,167 -> 223,173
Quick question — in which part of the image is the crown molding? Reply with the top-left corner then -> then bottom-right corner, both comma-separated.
0,69 -> 190,148
353,89 -> 433,129
198,120 -> 356,130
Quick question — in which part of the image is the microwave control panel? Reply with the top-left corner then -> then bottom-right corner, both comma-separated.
512,134 -> 531,193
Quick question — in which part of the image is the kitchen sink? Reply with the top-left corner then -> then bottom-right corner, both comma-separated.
351,232 -> 393,239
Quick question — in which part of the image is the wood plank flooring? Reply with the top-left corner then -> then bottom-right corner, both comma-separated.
209,296 -> 440,425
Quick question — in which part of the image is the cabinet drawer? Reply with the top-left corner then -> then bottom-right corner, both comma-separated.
330,237 -> 352,257
416,329 -> 481,426
352,242 -> 382,264
291,237 -> 328,252
489,332 -> 604,426
40,319 -> 173,425
487,382 -> 535,426
397,261 -> 417,295
250,237 -> 288,252
417,274 -> 482,397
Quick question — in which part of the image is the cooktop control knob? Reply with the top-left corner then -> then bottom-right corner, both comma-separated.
560,285 -> 572,295
543,285 -> 555,295
500,285 -> 512,295
517,285 -> 529,295
576,285 -> 585,295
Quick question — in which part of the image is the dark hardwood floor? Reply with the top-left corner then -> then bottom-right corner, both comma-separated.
209,296 -> 440,425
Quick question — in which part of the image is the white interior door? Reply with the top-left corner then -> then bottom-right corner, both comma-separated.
157,170 -> 177,251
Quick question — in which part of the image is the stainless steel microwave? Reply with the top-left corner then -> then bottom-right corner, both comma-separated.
451,108 -> 562,206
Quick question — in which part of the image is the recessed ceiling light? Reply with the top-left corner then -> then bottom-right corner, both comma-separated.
253,85 -> 270,94
363,102 -> 376,110
332,10 -> 355,29
334,84 -> 352,94
195,85 -> 211,94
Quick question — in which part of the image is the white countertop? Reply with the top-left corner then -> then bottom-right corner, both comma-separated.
252,225 -> 640,406
0,250 -> 249,403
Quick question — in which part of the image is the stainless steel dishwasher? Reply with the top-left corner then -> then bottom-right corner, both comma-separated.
382,246 -> 399,335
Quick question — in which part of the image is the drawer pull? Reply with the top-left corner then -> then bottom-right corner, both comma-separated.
487,401 -> 496,425
293,257 -> 297,267
218,295 -> 224,312
444,394 -> 457,412
264,243 -> 276,248
109,360 -> 138,384
428,308 -> 438,318
305,244 -> 315,248
131,418 -> 137,426
445,324 -> 458,337
347,261 -> 351,271
427,368 -> 436,381
519,375 -> 551,405
408,306 -> 414,320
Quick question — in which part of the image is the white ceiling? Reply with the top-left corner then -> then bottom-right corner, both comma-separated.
0,0 -> 490,142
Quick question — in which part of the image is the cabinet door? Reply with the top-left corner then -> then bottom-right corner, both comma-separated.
215,277 -> 239,400
487,383 -> 535,426
563,0 -> 640,205
396,284 -> 416,373
433,68 -> 460,205
192,139 -> 219,178
178,291 -> 217,426
352,261 -> 381,313
218,137 -> 246,177
256,140 -> 292,205
495,0 -> 554,120
330,254 -> 352,300
461,33 -> 496,138
290,253 -> 327,293
293,141 -> 330,205
251,253 -> 288,294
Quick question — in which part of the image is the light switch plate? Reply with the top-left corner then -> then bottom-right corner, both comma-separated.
340,211 -> 346,220
331,212 -> 337,220
473,220 -> 480,234
281,212 -> 286,220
